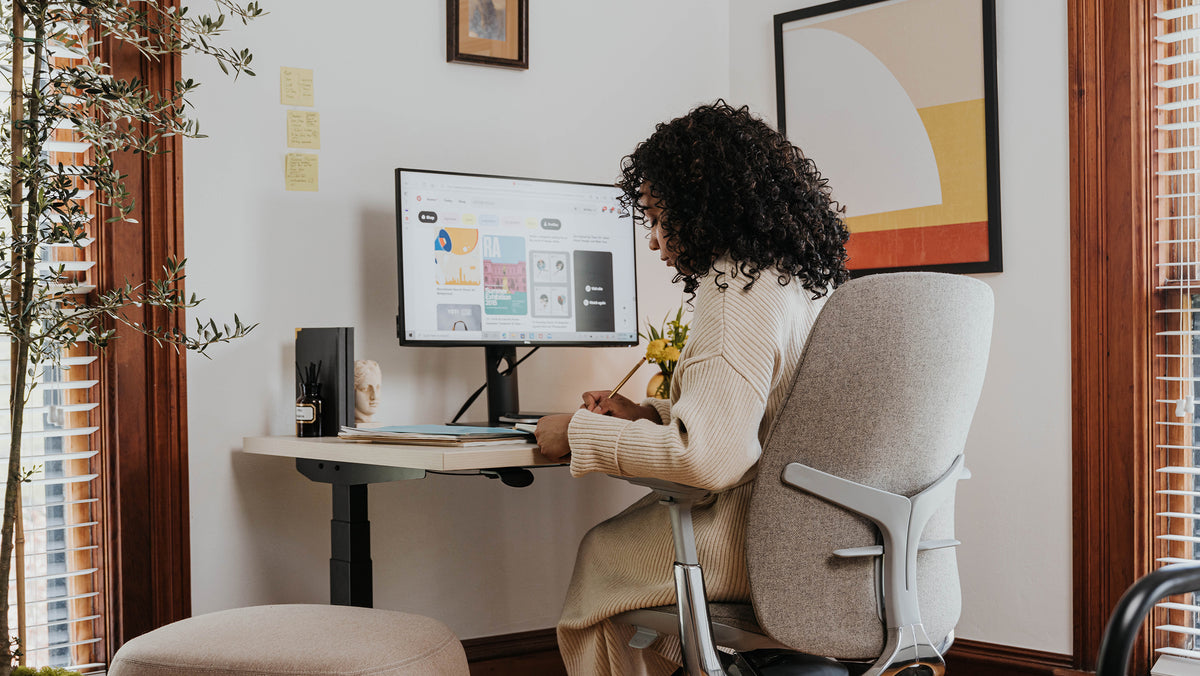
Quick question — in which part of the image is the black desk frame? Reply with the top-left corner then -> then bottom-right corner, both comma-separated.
295,457 -> 545,607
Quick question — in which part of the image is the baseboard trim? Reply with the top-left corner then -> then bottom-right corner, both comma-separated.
462,627 -> 560,663
460,629 -> 1078,676
945,638 -> 1075,675
462,628 -> 567,676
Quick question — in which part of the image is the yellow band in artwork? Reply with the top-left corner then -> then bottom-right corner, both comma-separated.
844,98 -> 988,234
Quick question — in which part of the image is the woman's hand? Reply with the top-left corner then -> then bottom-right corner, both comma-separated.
533,413 -> 573,460
580,391 -> 662,423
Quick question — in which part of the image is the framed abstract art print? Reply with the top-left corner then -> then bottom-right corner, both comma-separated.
775,0 -> 1001,275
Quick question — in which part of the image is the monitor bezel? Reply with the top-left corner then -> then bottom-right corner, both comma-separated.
395,167 -> 640,349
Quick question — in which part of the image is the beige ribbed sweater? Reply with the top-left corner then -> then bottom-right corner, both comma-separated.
558,265 -> 827,676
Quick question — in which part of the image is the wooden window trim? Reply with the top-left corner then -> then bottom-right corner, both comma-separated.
1068,0 -> 1157,672
94,13 -> 191,652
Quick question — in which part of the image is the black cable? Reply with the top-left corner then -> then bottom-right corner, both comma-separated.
448,347 -> 540,424
447,384 -> 487,424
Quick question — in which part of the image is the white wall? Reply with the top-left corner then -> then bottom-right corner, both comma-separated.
729,0 -> 1072,655
182,1 -> 729,639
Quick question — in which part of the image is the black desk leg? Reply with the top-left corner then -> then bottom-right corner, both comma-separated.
331,483 -> 372,607
295,458 -> 426,609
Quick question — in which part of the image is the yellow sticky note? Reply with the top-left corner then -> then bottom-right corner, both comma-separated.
285,153 -> 318,192
287,111 -> 320,149
280,67 -> 314,107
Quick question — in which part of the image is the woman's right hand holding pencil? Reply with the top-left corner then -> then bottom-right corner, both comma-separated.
580,391 -> 662,423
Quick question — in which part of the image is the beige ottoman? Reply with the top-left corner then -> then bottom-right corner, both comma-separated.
109,604 -> 469,675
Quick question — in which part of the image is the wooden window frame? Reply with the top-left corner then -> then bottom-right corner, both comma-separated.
1068,0 -> 1157,673
94,12 -> 191,653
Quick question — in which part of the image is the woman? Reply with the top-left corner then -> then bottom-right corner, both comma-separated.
534,101 -> 850,675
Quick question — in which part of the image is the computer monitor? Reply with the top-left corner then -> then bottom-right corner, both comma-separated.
394,168 -> 639,424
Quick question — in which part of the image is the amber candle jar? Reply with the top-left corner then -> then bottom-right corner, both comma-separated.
296,382 -> 323,437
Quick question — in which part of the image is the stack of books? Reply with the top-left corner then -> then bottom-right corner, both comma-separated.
338,425 -> 533,447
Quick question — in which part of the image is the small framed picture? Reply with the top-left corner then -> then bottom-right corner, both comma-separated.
447,0 -> 528,70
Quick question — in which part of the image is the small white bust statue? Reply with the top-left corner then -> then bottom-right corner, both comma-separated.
354,359 -> 382,424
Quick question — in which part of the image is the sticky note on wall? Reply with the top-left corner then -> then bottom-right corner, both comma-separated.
287,111 -> 320,149
285,153 -> 319,192
280,67 -> 314,107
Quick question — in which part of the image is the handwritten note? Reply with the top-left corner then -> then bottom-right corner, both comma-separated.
286,111 -> 320,149
280,67 -> 314,107
285,153 -> 319,192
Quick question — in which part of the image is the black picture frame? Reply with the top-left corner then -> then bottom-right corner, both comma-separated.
447,0 -> 529,70
774,0 -> 1001,276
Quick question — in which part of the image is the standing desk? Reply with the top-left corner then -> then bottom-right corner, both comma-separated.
243,435 -> 561,607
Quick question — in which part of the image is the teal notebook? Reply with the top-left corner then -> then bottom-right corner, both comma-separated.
374,425 -> 525,437
338,425 -> 530,440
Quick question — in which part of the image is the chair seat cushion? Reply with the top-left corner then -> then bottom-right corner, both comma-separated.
614,603 -> 791,652
697,603 -> 762,634
109,604 -> 469,676
642,602 -> 765,634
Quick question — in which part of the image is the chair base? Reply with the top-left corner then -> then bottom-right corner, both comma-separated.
734,649 -> 852,675
719,651 -> 938,676
666,649 -> 855,675
617,605 -> 945,676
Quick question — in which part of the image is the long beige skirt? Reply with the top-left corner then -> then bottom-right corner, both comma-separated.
557,483 -> 754,675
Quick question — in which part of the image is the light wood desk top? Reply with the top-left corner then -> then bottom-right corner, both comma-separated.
243,435 -> 560,472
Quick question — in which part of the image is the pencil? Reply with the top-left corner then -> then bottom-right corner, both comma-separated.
609,357 -> 647,397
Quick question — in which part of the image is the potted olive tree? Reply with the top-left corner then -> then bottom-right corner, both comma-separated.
1,1 -> 263,671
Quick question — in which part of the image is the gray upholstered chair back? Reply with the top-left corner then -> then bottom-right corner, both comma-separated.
746,272 -> 993,661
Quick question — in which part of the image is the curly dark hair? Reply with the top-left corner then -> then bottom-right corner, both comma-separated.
618,100 -> 849,299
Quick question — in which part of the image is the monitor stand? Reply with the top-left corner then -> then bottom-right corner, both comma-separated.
450,346 -> 560,427
485,345 -> 520,427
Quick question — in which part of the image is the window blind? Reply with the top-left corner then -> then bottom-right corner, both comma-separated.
0,18 -> 105,674
1154,2 -> 1200,673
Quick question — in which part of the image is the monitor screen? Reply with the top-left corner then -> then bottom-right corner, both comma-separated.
395,168 -> 639,347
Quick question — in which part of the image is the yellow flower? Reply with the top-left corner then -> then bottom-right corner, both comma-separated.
662,346 -> 681,362
646,339 -> 667,361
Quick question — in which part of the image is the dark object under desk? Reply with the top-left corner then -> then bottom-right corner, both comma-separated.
244,435 -> 561,607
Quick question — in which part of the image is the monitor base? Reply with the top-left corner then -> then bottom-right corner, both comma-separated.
498,412 -> 559,424
449,412 -> 562,428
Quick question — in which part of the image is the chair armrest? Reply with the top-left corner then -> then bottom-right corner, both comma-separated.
609,475 -> 711,565
613,475 -> 713,502
781,454 -> 967,629
606,475 -> 728,674
832,539 -> 961,559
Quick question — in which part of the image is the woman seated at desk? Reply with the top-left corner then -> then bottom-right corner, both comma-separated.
533,100 -> 851,676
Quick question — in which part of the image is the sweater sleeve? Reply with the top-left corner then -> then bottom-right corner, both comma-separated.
642,397 -> 673,425
568,354 -> 767,491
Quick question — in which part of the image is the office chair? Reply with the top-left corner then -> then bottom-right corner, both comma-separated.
1095,562 -> 1200,676
611,272 -> 994,676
